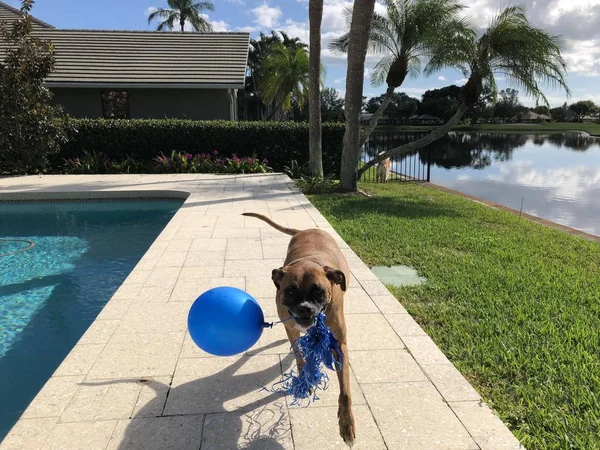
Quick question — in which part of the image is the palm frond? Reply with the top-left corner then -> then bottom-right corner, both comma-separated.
188,13 -> 212,32
371,54 -> 395,86
147,8 -> 174,25
192,1 -> 214,12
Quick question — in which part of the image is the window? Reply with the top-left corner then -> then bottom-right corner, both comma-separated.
101,91 -> 130,119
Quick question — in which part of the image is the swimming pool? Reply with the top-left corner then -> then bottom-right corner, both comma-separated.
0,199 -> 182,440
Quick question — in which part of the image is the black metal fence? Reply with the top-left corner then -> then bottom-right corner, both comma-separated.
359,132 -> 431,183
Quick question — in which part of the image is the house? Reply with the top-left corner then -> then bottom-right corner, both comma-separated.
410,114 -> 444,125
582,114 -> 600,124
520,111 -> 551,122
0,2 -> 249,120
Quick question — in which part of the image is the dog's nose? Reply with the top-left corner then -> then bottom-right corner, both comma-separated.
295,303 -> 315,319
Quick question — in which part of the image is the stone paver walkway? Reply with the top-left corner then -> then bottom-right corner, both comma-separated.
0,174 -> 523,449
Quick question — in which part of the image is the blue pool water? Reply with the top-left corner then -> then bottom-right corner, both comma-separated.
0,199 -> 182,440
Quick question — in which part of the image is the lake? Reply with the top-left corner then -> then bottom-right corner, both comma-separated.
363,132 -> 600,237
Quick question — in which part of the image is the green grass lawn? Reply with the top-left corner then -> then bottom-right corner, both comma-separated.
374,121 -> 600,136
309,183 -> 600,450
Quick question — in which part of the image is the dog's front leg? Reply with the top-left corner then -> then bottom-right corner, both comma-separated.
330,320 -> 355,446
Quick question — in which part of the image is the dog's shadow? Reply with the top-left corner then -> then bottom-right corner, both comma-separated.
86,340 -> 294,450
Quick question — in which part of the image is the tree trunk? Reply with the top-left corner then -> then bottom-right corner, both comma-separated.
180,19 -> 185,32
357,102 -> 468,179
308,0 -> 324,178
360,85 -> 395,147
340,0 -> 378,192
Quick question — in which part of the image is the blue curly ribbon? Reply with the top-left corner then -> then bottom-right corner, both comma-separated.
261,312 -> 342,407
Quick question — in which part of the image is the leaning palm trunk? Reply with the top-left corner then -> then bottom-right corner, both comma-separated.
360,85 -> 395,147
308,0 -> 324,177
357,73 -> 480,179
340,0 -> 378,192
357,101 -> 468,179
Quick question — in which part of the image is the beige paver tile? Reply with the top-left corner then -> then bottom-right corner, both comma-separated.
246,276 -> 277,298
345,314 -> 405,351
87,332 -> 184,379
387,313 -> 428,336
163,355 -> 286,415
351,349 -> 427,384
178,265 -> 224,279
0,418 -> 58,450
131,377 -> 172,418
60,380 -> 141,422
78,320 -> 120,345
216,214 -> 246,228
155,251 -> 188,268
165,238 -> 193,252
369,293 -> 408,314
362,382 -> 478,449
422,364 -> 482,402
96,299 -> 133,320
106,415 -> 204,450
359,279 -> 393,297
402,335 -> 452,365
450,401 -> 524,450
53,344 -> 105,376
114,303 -> 188,334
201,400 -> 293,450
343,288 -> 380,314
290,404 -> 386,450
143,267 -> 181,288
261,238 -> 290,259
189,237 -> 227,252
213,227 -> 260,238
41,420 -> 117,450
226,238 -> 263,260
180,331 -> 219,358
184,250 -> 225,266
134,285 -> 173,303
133,258 -> 159,271
224,259 -> 283,277
21,376 -> 84,419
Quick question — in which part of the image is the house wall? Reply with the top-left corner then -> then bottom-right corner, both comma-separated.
50,88 -> 232,120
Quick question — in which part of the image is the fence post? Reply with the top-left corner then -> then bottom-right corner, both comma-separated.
426,145 -> 431,182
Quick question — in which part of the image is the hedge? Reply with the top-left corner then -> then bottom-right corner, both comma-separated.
59,119 -> 346,175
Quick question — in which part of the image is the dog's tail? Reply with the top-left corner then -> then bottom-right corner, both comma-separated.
242,212 -> 300,236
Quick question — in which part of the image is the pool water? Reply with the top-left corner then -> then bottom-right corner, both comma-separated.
0,199 -> 182,440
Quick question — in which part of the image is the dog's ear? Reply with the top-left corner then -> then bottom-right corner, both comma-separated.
272,267 -> 286,290
324,266 -> 347,291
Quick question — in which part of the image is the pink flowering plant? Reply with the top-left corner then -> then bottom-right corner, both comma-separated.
153,150 -> 271,174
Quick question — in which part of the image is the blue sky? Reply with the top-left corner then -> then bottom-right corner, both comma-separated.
13,0 -> 600,107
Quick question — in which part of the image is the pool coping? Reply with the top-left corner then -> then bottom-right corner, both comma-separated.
0,173 -> 524,450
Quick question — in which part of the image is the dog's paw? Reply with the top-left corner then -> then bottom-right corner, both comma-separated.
339,415 -> 356,447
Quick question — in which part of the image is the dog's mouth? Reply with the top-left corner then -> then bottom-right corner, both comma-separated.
286,307 -> 322,329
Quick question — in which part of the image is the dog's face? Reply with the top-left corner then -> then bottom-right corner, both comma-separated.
272,262 -> 346,331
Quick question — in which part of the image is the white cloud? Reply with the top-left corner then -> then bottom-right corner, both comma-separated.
455,78 -> 469,84
438,75 -> 446,81
364,68 -> 370,79
252,2 -> 283,28
334,77 -> 345,84
224,0 -> 245,4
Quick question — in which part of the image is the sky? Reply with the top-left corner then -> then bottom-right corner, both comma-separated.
11,0 -> 600,107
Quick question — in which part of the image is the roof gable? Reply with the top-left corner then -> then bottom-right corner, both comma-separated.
0,1 -> 54,29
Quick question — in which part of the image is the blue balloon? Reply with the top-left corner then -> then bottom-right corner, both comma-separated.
187,287 -> 265,356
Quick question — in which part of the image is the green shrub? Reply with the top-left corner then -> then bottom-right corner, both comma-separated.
58,120 -> 345,176
62,151 -> 150,174
295,174 -> 339,194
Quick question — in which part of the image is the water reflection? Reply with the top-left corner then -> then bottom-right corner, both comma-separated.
364,132 -> 600,236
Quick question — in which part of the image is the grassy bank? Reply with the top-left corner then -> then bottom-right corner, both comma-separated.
309,183 -> 600,450
374,121 -> 600,136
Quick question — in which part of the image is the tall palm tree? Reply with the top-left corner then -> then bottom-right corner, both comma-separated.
308,0 -> 324,177
258,43 -> 312,121
331,0 -> 474,146
355,5 -> 571,185
340,0 -> 378,192
147,0 -> 214,32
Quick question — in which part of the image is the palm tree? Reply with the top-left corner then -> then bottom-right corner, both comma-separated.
147,0 -> 214,32
339,0 -> 378,192
331,0 -> 474,146
355,5 -> 571,186
258,43 -> 312,121
308,0 -> 324,177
